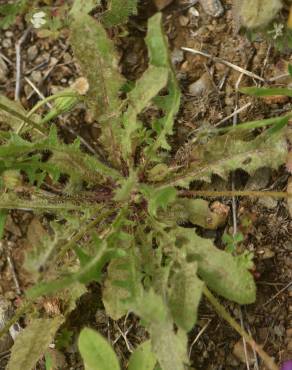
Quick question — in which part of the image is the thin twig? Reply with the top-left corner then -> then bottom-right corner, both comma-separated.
215,103 -> 251,127
15,28 -> 31,101
239,309 -> 251,370
232,68 -> 252,370
181,47 -> 265,82
203,287 -> 278,370
263,280 -> 292,307
116,324 -> 134,353
188,319 -> 211,359
0,52 -> 13,66
179,190 -> 291,198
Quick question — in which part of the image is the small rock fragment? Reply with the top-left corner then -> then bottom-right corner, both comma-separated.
245,168 -> 271,190
2,38 -> 12,48
258,196 -> 278,210
27,45 -> 38,61
153,0 -> 174,10
258,247 -> 275,259
199,0 -> 224,17
171,48 -> 184,65
188,72 -> 213,96
30,70 -> 42,84
179,15 -> 189,26
233,339 -> 255,366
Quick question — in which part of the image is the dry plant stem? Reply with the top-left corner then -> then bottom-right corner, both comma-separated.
181,47 -> 265,82
180,190 -> 291,198
203,286 -> 279,370
15,28 -> 31,101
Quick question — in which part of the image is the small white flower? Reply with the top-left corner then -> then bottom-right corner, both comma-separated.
31,11 -> 47,29
267,23 -> 284,40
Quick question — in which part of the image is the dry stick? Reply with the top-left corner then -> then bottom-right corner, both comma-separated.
203,286 -> 279,370
15,28 -> 31,101
180,190 -> 291,198
188,319 -> 212,359
232,68 -> 252,370
181,48 -> 266,82
215,102 -> 252,127
263,280 -> 292,307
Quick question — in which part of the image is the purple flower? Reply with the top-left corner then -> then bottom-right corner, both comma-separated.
281,360 -> 292,370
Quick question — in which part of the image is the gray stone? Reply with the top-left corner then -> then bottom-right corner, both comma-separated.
30,70 -> 42,84
27,45 -> 38,61
258,196 -> 278,209
245,167 -> 271,190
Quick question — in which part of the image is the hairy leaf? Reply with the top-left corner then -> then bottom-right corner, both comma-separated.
70,15 -> 124,121
168,261 -> 203,331
145,13 -> 181,154
102,256 -> 132,320
0,0 -> 27,29
114,171 -> 137,202
78,328 -> 120,370
179,229 -> 256,304
150,322 -> 188,370
102,0 -> 138,27
166,198 -> 228,229
121,66 -> 168,157
70,14 -> 124,165
0,95 -> 30,132
240,86 -> 292,97
128,340 -> 157,370
70,0 -> 100,17
161,129 -> 288,187
0,126 -> 120,183
134,290 -> 188,370
7,317 -> 64,370
141,185 -> 177,217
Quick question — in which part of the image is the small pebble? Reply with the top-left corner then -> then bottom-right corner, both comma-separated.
27,45 -> 38,62
179,15 -> 189,26
258,196 -> 278,210
188,72 -> 213,96
5,31 -> 13,38
31,70 -> 42,84
2,39 -> 12,48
